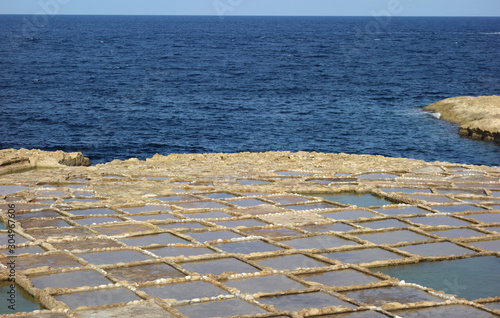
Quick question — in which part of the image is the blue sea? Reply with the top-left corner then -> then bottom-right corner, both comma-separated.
0,16 -> 499,165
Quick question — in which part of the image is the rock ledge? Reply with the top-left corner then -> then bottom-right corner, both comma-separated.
0,148 -> 91,175
423,95 -> 500,142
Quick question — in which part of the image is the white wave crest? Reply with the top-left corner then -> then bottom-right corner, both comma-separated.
431,112 -> 441,119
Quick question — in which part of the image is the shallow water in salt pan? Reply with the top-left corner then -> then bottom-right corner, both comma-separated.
141,281 -> 228,301
77,249 -> 151,265
214,240 -> 283,254
356,219 -> 410,230
30,270 -> 110,289
429,228 -> 485,238
185,211 -> 233,219
326,311 -> 389,317
322,248 -> 404,264
108,263 -> 184,282
200,192 -> 238,199
73,216 -> 124,226
215,219 -> 267,228
127,213 -> 179,222
175,201 -> 230,209
225,274 -> 305,294
6,253 -> 81,271
406,215 -> 470,227
241,227 -> 302,238
344,286 -> 442,306
186,230 -> 243,243
392,305 -> 497,318
120,205 -> 171,213
358,174 -> 398,180
311,193 -> 395,207
67,208 -> 118,216
119,233 -> 189,246
181,257 -> 259,276
0,283 -> 43,314
148,246 -> 216,258
238,179 -> 269,185
281,235 -> 358,250
322,210 -> 379,221
374,206 -> 428,216
299,269 -> 380,287
468,240 -> 500,252
226,198 -> 269,207
265,194 -> 310,205
374,256 -> 500,300
464,213 -> 500,224
0,185 -> 30,195
285,202 -> 339,211
301,223 -> 356,233
355,230 -> 431,245
255,254 -> 329,271
55,288 -> 140,310
259,291 -> 357,311
396,242 -> 475,257
175,298 -> 267,318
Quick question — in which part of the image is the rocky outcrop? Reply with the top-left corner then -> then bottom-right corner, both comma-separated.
423,95 -> 500,142
0,148 -> 91,175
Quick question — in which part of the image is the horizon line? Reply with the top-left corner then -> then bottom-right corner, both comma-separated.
1,13 -> 500,18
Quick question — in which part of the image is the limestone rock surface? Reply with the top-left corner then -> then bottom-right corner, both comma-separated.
0,148 -> 91,174
423,95 -> 500,141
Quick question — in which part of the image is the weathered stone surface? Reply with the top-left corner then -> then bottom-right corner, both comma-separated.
424,95 -> 500,141
0,148 -> 91,175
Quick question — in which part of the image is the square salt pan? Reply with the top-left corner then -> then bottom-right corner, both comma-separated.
107,263 -> 184,283
175,201 -> 230,209
255,254 -> 329,271
148,246 -> 216,258
322,248 -> 404,264
225,274 -> 306,294
355,230 -> 431,245
175,298 -> 267,318
285,202 -> 339,211
141,281 -> 228,301
76,250 -> 151,266
30,270 -> 110,289
374,207 -> 428,216
322,210 -> 378,221
186,230 -> 243,243
468,240 -> 500,252
281,235 -> 358,250
301,223 -> 356,233
213,240 -> 283,254
56,288 -> 140,310
396,242 -> 475,257
406,216 -> 470,227
392,305 -> 498,318
226,198 -> 270,207
356,219 -> 410,230
344,286 -> 442,306
119,206 -> 172,213
119,233 -> 189,246
181,258 -> 259,276
299,269 -> 380,287
463,213 -> 500,224
259,291 -> 357,312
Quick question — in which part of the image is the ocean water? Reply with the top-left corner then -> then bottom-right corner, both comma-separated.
0,16 -> 499,165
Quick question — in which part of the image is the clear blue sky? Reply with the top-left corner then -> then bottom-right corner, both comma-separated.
1,0 -> 500,16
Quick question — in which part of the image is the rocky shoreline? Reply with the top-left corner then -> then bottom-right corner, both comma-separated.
0,149 -> 90,176
424,95 -> 500,142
